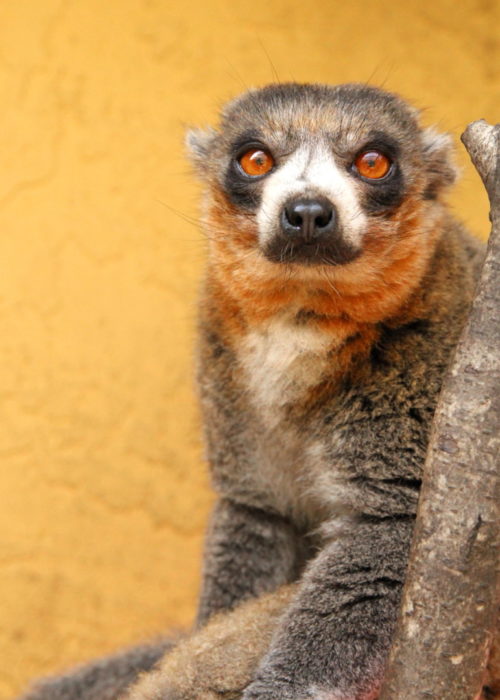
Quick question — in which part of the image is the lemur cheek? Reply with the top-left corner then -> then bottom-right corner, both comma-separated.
204,194 -> 260,254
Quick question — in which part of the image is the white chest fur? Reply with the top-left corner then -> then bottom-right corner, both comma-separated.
239,317 -> 333,425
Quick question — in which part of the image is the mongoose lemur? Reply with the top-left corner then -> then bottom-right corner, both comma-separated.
187,82 -> 485,700
20,84 -> 490,700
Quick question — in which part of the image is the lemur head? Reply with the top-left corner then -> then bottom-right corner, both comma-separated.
188,84 -> 457,324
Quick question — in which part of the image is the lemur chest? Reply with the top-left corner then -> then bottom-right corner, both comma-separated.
235,318 -> 342,522
238,317 -> 335,424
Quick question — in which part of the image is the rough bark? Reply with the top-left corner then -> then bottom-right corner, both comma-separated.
379,121 -> 500,699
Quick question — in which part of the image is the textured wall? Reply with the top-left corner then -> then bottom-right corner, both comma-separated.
0,0 -> 498,697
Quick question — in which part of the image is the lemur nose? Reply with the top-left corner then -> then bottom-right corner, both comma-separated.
281,197 -> 337,243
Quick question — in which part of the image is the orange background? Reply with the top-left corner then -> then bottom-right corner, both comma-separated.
0,1 -> 498,697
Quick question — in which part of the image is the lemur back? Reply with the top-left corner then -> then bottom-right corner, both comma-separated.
190,83 -> 484,700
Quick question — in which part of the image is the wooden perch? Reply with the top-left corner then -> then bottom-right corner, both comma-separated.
379,121 -> 500,699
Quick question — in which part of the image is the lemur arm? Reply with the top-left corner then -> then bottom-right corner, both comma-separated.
196,316 -> 304,622
197,498 -> 301,624
243,517 -> 413,700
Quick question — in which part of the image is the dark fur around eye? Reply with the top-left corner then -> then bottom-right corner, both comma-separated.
361,167 -> 406,214
223,131 -> 271,210
223,170 -> 263,210
353,134 -> 405,215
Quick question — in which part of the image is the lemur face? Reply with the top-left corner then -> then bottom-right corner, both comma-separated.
188,83 -> 455,273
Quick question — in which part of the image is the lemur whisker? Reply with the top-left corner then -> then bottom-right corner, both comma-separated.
257,38 -> 281,84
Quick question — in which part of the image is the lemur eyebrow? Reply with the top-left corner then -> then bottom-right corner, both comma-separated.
361,131 -> 400,156
231,130 -> 267,153
320,130 -> 400,157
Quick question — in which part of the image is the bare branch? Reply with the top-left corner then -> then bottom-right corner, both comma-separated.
379,121 -> 500,700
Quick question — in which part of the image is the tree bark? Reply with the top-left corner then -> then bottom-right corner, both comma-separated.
379,121 -> 500,700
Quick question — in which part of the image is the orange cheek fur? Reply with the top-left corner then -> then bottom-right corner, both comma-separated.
202,183 -> 441,355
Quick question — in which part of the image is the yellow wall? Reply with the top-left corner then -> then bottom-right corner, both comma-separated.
0,1 -> 497,697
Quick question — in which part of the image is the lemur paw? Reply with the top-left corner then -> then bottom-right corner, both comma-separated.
242,680 -> 313,700
243,680 -> 380,700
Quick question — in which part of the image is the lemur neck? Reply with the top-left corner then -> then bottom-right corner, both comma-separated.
206,243 -> 440,346
204,202 -> 448,350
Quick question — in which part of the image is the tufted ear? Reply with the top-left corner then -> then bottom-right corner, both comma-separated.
421,127 -> 459,198
185,127 -> 217,174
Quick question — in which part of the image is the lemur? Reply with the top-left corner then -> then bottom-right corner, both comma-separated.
19,84 -> 490,700
186,82 -> 485,700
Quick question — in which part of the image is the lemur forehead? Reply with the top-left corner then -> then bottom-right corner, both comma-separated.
220,83 -> 420,147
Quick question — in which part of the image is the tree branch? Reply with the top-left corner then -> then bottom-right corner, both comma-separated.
379,121 -> 500,700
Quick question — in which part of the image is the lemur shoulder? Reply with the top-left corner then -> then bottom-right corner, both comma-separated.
189,83 -> 485,700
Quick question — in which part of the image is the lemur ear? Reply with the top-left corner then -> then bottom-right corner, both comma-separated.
421,127 -> 459,197
186,127 -> 217,173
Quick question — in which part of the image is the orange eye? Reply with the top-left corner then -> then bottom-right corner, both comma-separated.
238,148 -> 274,177
354,150 -> 391,180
